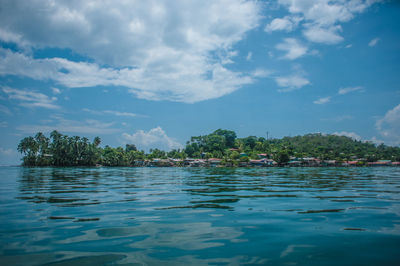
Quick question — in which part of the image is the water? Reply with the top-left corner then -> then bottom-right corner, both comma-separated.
0,166 -> 400,265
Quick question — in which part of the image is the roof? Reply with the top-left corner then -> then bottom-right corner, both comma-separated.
369,161 -> 391,165
302,157 -> 317,161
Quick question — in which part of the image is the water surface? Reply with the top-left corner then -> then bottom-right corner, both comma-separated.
0,167 -> 400,265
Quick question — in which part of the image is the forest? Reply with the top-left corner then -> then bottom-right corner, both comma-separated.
17,129 -> 400,166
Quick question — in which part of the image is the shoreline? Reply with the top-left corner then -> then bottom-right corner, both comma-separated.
13,165 -> 400,168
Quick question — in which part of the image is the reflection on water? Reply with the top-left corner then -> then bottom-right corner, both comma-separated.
0,166 -> 400,265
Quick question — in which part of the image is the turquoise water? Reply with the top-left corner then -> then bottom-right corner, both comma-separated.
0,167 -> 400,265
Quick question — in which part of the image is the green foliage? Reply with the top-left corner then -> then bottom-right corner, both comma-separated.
184,129 -> 237,157
17,130 -> 400,167
274,150 -> 290,165
230,151 -> 240,160
125,144 -> 137,152
213,129 -> 237,148
18,131 -> 102,166
240,156 -> 249,162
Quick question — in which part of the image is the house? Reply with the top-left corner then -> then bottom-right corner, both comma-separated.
288,160 -> 301,167
264,159 -> 277,166
150,159 -> 173,167
190,159 -> 206,167
301,157 -> 321,167
257,153 -> 267,158
184,158 -> 195,166
345,161 -> 358,166
368,160 -> 392,166
323,160 -> 337,166
250,159 -> 264,166
171,158 -> 184,166
208,158 -> 222,167
239,161 -> 249,167
378,160 -> 392,165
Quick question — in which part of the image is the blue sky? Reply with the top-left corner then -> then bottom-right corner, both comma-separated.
1,0 -> 400,165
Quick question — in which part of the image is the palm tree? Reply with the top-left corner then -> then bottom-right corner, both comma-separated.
17,136 -> 38,166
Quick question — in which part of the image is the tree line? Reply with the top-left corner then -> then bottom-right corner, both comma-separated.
17,129 -> 400,166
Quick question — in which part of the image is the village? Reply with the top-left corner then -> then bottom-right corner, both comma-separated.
135,153 -> 400,167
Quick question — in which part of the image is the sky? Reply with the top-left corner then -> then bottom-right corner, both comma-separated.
1,0 -> 400,165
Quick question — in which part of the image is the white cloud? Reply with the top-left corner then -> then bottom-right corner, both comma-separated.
276,38 -> 308,60
0,28 -> 29,48
246,52 -> 252,61
338,86 -> 364,95
303,24 -> 343,44
376,104 -> 400,146
0,47 -> 261,103
52,87 -> 61,94
369,136 -> 384,145
368,37 -> 380,47
276,74 -> 310,92
265,16 -> 301,33
0,121 -> 8,127
0,147 -> 20,166
313,96 -> 331,104
0,147 -> 14,156
345,44 -> 352,48
2,86 -> 60,109
122,127 -> 182,151
333,131 -> 361,141
0,0 -> 262,103
251,68 -> 271,78
0,104 -> 11,115
17,116 -> 119,135
276,0 -> 382,44
83,108 -> 145,118
104,110 -> 139,118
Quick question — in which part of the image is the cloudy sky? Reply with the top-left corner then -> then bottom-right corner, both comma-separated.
1,0 -> 400,164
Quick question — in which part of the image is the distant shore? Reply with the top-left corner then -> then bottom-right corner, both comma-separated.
17,130 -> 400,167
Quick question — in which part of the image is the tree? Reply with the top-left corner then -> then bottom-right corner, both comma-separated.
16,130 -> 400,167
214,129 -> 237,148
126,144 -> 137,152
50,130 -> 63,166
275,150 -> 290,165
93,136 -> 101,147
230,151 -> 240,160
35,132 -> 51,166
241,136 -> 257,150
17,136 -> 38,166
205,134 -> 226,153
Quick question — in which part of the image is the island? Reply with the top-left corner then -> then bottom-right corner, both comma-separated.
17,129 -> 400,167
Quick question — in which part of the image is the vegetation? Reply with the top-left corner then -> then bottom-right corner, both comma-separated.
17,131 -> 102,166
17,130 -> 400,167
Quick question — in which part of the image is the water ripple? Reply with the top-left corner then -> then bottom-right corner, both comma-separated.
0,166 -> 399,265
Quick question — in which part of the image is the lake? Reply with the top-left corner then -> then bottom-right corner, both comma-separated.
0,166 -> 399,265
